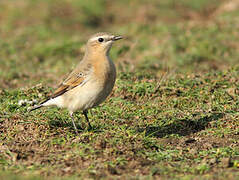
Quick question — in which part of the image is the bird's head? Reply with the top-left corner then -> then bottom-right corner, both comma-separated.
86,32 -> 123,55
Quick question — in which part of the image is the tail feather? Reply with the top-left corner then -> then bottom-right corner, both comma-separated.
29,98 -> 50,112
29,104 -> 43,112
29,96 -> 61,112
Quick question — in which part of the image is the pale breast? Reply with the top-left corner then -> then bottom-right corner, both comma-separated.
92,57 -> 116,107
61,56 -> 116,112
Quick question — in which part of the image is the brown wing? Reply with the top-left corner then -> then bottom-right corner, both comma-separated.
40,74 -> 85,105
50,74 -> 85,99
42,61 -> 92,103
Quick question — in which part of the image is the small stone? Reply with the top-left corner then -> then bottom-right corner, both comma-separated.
18,100 -> 25,106
227,88 -> 236,98
203,142 -> 213,149
201,158 -> 208,164
17,125 -> 24,131
189,148 -> 198,155
221,157 -> 233,168
209,158 -> 217,165
32,99 -> 38,103
62,166 -> 71,173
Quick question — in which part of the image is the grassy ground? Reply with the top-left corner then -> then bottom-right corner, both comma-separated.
1,0 -> 239,179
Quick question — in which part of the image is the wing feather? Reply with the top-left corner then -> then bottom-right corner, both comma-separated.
47,63 -> 92,100
38,61 -> 92,105
51,75 -> 85,98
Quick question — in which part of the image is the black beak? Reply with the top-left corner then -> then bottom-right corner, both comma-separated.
112,35 -> 123,41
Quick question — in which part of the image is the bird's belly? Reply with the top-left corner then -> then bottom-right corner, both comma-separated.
62,79 -> 114,112
96,78 -> 116,105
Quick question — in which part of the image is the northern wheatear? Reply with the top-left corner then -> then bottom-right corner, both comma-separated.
30,32 -> 122,134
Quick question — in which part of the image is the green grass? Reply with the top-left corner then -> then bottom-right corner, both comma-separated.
1,0 -> 239,179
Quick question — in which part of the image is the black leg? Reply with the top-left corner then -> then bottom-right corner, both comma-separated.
83,110 -> 92,129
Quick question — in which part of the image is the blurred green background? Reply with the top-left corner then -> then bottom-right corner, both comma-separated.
0,0 -> 238,89
1,0 -> 239,179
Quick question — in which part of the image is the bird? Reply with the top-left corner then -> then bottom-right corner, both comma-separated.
30,32 -> 122,134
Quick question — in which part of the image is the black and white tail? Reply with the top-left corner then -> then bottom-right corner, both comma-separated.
28,98 -> 50,112
29,104 -> 43,112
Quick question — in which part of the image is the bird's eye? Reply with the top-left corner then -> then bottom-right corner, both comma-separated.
98,38 -> 104,42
